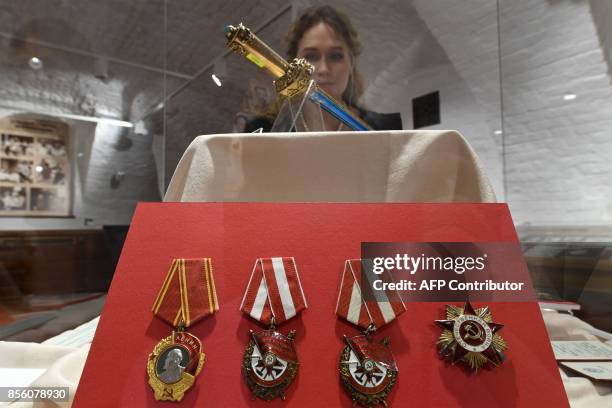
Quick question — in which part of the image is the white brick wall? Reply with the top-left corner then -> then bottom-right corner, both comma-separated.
364,59 -> 504,201
388,0 -> 612,225
412,0 -> 502,141
500,0 -> 612,225
379,0 -> 504,200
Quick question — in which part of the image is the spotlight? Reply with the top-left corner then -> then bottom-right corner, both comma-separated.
494,130 -> 503,135
563,93 -> 577,101
212,56 -> 227,87
29,56 -> 43,70
35,165 -> 43,173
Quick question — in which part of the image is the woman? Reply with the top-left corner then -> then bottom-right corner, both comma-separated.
245,5 -> 402,132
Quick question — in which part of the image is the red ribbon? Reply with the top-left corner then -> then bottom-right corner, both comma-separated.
240,257 -> 307,326
336,259 -> 405,330
152,258 -> 218,328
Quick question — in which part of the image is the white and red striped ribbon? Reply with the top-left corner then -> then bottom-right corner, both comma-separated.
336,259 -> 406,330
240,257 -> 307,326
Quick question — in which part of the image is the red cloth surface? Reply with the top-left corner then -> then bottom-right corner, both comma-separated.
74,203 -> 568,407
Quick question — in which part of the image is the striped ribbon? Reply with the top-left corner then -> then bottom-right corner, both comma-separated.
240,257 -> 307,326
336,259 -> 406,330
152,258 -> 219,328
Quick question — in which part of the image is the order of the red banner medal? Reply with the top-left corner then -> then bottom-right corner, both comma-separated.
240,257 -> 307,401
336,259 -> 406,408
435,299 -> 507,372
147,258 -> 219,402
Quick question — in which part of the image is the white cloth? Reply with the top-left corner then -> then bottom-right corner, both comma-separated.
0,343 -> 89,408
0,318 -> 98,407
164,130 -> 497,202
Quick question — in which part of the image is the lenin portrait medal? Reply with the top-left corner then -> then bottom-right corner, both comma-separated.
147,331 -> 205,401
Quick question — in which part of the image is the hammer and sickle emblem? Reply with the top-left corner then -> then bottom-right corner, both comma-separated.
162,387 -> 174,398
463,323 -> 484,342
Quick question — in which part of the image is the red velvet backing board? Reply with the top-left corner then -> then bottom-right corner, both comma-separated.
73,203 -> 569,407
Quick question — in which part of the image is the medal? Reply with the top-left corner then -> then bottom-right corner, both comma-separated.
147,258 -> 219,401
240,257 -> 307,401
435,299 -> 507,371
336,259 -> 406,407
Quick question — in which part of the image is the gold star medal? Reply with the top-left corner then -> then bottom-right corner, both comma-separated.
336,259 -> 406,407
239,257 -> 307,401
147,258 -> 219,401
435,299 -> 507,371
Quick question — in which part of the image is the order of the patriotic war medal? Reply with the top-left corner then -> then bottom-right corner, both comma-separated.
147,258 -> 219,401
243,328 -> 299,401
339,332 -> 398,408
336,260 -> 406,407
240,257 -> 307,401
147,330 -> 206,401
435,299 -> 507,371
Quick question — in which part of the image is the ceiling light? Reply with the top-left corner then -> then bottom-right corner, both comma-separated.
211,74 -> 222,87
29,56 -> 43,70
563,93 -> 577,101
494,130 -> 503,135
35,165 -> 43,173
